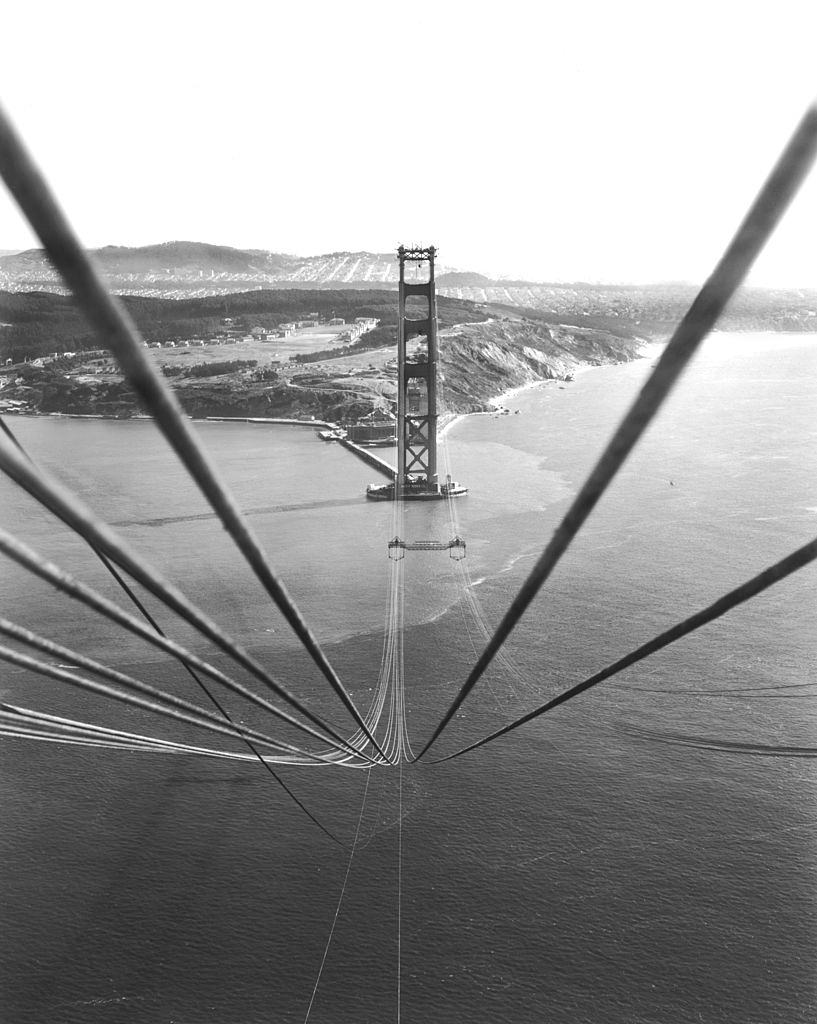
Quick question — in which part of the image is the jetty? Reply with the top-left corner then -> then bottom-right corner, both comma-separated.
338,437 -> 395,480
202,414 -> 395,480
204,416 -> 335,427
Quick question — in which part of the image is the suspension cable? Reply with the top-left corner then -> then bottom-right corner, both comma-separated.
0,102 -> 378,754
433,535 -> 817,762
0,725 -> 259,760
415,102 -> 817,759
0,618 -> 321,759
0,643 -> 341,762
0,418 -> 25,452
0,420 -> 346,840
0,529 -> 368,760
0,703 -> 275,760
2,416 -> 181,635
0,437 -> 378,761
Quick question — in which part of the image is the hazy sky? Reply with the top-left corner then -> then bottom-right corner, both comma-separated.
1,0 -> 815,285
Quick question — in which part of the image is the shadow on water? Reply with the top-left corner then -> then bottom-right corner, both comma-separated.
111,495 -> 365,528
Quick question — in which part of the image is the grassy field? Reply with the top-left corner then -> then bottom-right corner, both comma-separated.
148,325 -> 354,370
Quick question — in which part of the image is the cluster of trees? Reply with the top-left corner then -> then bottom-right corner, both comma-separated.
15,360 -> 78,383
181,359 -> 258,378
252,366 -> 279,382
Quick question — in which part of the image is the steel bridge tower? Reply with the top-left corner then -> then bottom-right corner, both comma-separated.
365,245 -> 466,501
397,245 -> 439,495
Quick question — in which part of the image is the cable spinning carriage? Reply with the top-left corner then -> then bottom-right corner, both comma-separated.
387,536 -> 466,561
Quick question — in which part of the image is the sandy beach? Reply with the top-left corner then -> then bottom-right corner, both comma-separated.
439,376 -> 558,438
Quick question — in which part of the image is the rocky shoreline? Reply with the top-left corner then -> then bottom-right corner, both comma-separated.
0,319 -> 643,423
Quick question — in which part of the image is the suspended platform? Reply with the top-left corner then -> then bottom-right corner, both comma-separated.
388,536 -> 466,560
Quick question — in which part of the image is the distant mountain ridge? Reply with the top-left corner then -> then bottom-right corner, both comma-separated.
88,241 -> 297,276
0,241 -> 563,298
2,241 -> 816,334
0,242 -> 472,296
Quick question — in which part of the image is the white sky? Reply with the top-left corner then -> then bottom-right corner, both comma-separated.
0,0 -> 815,285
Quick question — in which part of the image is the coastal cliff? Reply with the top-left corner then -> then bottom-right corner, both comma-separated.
438,319 -> 641,410
1,317 -> 641,420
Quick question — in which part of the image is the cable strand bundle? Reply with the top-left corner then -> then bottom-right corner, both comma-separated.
0,103 -> 381,757
415,102 -> 817,759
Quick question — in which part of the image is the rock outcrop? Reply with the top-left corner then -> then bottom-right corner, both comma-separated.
438,319 -> 641,410
1,318 -> 642,420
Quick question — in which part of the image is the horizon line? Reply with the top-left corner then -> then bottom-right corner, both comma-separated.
0,240 -> 814,292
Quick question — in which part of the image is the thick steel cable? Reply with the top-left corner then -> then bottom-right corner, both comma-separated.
433,535 -> 817,762
0,698 -> 343,845
0,725 -> 257,758
416,102 -> 817,759
0,420 -> 345,839
2,703 -> 231,750
0,436 -> 377,762
0,104 -> 377,753
0,618 -> 318,758
0,704 -> 268,759
0,643 -> 338,760
0,529 -> 367,759
1,417 -> 179,648
0,418 -> 25,453
2,416 -> 184,636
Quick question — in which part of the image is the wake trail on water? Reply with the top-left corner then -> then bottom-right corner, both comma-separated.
627,726 -> 817,758
618,683 -> 817,697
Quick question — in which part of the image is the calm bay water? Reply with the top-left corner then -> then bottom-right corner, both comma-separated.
1,333 -> 816,1023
